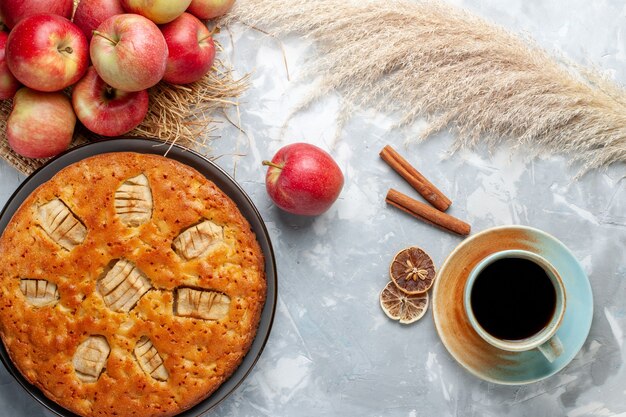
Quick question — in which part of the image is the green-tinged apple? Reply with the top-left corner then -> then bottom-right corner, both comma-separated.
161,13 -> 215,85
91,14 -> 168,92
7,88 -> 75,158
73,0 -> 125,42
0,0 -> 73,29
262,143 -> 344,216
187,0 -> 235,20
6,14 -> 88,92
0,32 -> 20,100
72,67 -> 149,136
119,0 -> 192,24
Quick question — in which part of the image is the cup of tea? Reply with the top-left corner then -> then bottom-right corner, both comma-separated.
463,249 -> 566,362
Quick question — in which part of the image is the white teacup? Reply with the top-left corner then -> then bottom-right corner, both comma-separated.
464,250 -> 566,362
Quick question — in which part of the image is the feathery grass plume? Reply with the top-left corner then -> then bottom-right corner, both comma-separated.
226,0 -> 626,172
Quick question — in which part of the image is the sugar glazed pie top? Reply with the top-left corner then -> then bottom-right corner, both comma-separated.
0,153 -> 267,417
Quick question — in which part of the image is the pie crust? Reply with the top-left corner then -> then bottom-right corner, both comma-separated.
0,152 -> 266,417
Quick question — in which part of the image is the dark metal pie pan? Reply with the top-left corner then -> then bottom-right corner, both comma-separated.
0,138 -> 277,417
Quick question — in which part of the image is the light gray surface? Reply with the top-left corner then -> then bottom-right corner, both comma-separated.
1,0 -> 625,416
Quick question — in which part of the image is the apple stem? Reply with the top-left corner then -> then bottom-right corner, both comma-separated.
104,85 -> 116,99
59,46 -> 73,54
209,26 -> 221,36
93,30 -> 118,46
198,34 -> 213,43
262,160 -> 283,170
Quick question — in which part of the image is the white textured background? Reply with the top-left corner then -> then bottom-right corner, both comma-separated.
0,0 -> 625,416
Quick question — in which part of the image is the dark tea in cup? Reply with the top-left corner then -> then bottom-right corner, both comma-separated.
469,257 -> 557,341
464,249 -> 565,361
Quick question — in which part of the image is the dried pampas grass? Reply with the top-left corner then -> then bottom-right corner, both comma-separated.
227,0 -> 626,172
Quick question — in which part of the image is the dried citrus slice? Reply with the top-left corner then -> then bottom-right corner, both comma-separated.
379,281 -> 429,324
390,246 -> 436,294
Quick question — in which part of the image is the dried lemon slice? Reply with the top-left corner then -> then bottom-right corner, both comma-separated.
389,247 -> 436,294
379,281 -> 429,324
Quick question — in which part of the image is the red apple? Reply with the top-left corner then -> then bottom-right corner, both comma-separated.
72,67 -> 149,136
7,88 -> 75,158
91,14 -> 168,92
119,0 -> 191,24
0,0 -> 73,29
187,0 -> 235,20
6,14 -> 88,92
73,0 -> 125,42
0,8 -> 6,31
262,143 -> 344,216
161,13 -> 215,85
0,32 -> 20,100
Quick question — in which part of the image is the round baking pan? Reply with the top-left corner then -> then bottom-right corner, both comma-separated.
0,138 -> 277,417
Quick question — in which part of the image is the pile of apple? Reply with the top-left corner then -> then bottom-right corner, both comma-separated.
0,0 -> 234,159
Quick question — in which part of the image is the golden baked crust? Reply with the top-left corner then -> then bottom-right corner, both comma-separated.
0,152 -> 266,417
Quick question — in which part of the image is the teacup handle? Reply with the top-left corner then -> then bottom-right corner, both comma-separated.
537,335 -> 564,362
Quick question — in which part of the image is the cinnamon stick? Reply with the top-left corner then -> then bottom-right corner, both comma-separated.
386,189 -> 471,236
380,145 -> 452,212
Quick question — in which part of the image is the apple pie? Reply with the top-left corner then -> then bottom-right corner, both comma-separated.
0,152 -> 267,417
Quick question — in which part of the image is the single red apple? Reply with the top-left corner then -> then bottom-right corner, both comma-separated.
0,0 -> 73,29
72,67 -> 149,137
7,87 -> 75,158
6,14 -> 88,92
262,143 -> 344,216
73,0 -> 125,42
0,31 -> 20,100
161,13 -> 215,85
91,14 -> 168,92
187,0 -> 235,20
119,0 -> 191,24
